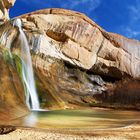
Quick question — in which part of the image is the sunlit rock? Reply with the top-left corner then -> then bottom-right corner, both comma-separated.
0,52 -> 28,122
20,8 -> 140,79
0,5 -> 140,111
0,0 -> 16,22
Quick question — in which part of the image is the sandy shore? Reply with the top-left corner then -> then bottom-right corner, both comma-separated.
0,122 -> 140,140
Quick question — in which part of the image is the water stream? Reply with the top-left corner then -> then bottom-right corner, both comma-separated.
13,19 -> 40,110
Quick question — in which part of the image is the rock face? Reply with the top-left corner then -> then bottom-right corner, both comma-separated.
0,22 -> 28,121
0,0 -> 16,21
0,7 -> 140,110
0,48 -> 28,121
19,8 -> 140,79
17,8 -> 140,109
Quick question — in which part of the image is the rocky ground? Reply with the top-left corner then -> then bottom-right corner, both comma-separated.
0,122 -> 140,140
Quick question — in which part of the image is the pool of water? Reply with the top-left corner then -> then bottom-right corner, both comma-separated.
15,109 -> 140,130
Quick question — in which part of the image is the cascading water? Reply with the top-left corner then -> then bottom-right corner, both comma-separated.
13,19 -> 40,110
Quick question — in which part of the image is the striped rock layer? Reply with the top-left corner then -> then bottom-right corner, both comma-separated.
20,8 -> 140,79
0,8 -> 140,111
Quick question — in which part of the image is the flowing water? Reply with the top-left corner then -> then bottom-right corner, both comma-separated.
12,19 -> 40,110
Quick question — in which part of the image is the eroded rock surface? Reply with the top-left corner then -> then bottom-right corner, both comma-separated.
0,52 -> 28,121
19,8 -> 140,79
17,8 -> 140,109
0,7 -> 140,110
0,0 -> 16,22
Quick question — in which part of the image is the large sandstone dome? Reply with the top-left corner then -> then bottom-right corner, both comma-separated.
0,0 -> 140,122
19,8 -> 140,79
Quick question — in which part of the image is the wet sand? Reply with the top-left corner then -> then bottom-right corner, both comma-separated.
0,122 -> 140,140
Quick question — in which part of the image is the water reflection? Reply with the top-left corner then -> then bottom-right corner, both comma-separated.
21,109 -> 140,130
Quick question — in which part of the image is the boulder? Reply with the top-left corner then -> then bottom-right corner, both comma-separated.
0,125 -> 16,135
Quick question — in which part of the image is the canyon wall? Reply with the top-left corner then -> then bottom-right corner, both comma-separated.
0,1 -> 140,113
19,8 -> 140,109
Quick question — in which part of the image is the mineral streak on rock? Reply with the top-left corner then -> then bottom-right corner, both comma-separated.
0,1 -> 140,110
18,8 -> 140,80
18,8 -> 140,109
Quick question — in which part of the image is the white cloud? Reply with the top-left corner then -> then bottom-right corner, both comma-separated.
121,26 -> 140,39
128,0 -> 140,21
19,0 -> 102,12
61,0 -> 102,11
120,0 -> 140,40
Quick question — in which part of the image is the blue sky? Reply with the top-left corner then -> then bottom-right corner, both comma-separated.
10,0 -> 140,40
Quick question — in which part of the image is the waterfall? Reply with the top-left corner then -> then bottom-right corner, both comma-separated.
13,19 -> 40,110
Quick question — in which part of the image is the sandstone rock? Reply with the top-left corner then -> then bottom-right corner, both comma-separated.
3,0 -> 16,9
0,125 -> 16,135
1,7 -> 140,110
19,8 -> 140,108
17,8 -> 140,80
0,23 -> 28,121
0,53 -> 28,121
0,0 -> 16,21
93,79 -> 140,110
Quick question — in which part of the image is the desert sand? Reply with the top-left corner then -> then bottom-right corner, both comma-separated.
0,122 -> 140,140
